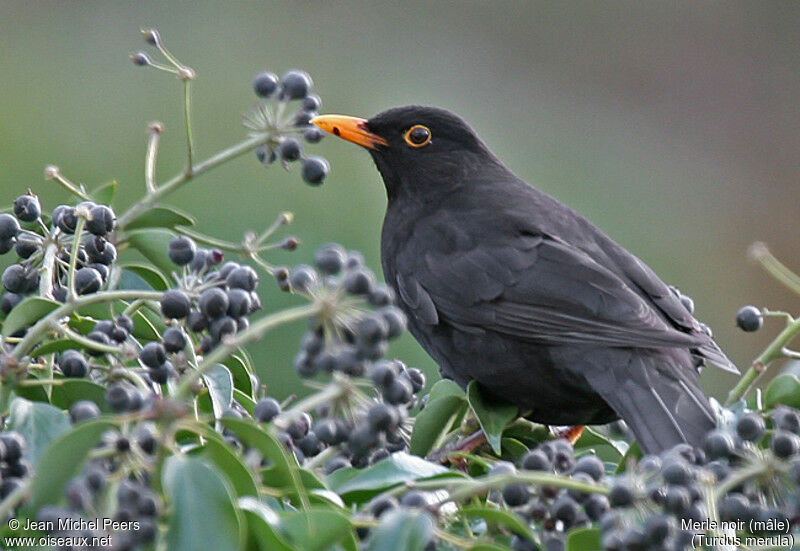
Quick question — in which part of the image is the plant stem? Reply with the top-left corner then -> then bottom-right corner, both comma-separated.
67,217 -> 86,301
48,169 -> 91,201
11,290 -> 163,360
38,239 -> 58,300
183,80 -> 195,174
145,124 -> 162,193
117,134 -> 270,230
57,324 -> 126,355
749,242 -> 800,297
174,303 -> 319,397
725,316 -> 800,405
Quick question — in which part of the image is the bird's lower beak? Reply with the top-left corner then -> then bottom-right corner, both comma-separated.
310,114 -> 388,150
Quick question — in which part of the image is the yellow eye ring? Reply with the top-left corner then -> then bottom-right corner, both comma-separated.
403,125 -> 432,148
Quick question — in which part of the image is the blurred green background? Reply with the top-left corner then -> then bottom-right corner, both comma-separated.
0,1 -> 798,402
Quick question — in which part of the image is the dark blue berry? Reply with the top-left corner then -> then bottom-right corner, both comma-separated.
160,289 -> 191,319
301,156 -> 329,185
253,71 -> 279,97
168,236 -> 196,266
736,305 -> 762,332
280,69 -> 312,100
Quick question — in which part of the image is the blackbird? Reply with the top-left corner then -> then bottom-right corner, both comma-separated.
311,106 -> 737,454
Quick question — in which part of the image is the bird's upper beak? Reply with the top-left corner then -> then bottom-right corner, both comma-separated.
310,114 -> 388,150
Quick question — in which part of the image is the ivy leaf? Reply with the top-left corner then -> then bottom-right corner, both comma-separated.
119,264 -> 169,291
410,379 -> 467,456
51,380 -> 110,412
366,509 -> 434,551
203,364 -> 234,420
8,398 -> 71,463
2,296 -> 60,337
29,418 -> 114,509
278,509 -> 354,551
90,180 -> 117,205
193,434 -> 258,497
574,426 -> 626,463
239,497 -> 293,551
764,374 -> 800,409
565,527 -> 602,551
459,505 -> 537,541
125,205 -> 196,230
127,228 -> 177,278
327,452 -> 449,503
467,381 -> 518,455
162,455 -> 241,551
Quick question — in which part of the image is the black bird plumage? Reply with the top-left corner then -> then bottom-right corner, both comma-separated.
313,105 -> 737,454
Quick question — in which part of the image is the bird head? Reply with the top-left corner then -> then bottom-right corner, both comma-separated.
311,106 -> 497,199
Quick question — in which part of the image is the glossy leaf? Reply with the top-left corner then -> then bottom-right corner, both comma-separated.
459,505 -> 536,541
51,380 -> 110,412
203,364 -> 234,420
126,265 -> 170,291
8,398 -> 71,463
566,527 -> 602,551
366,508 -> 434,551
410,379 -> 467,456
2,296 -> 60,337
239,497 -> 293,551
163,455 -> 241,551
467,381 -> 518,455
278,509 -> 354,551
764,373 -> 800,409
195,435 -> 259,497
30,419 -> 114,509
127,228 -> 177,279
32,338 -> 81,356
125,205 -> 196,230
90,180 -> 117,204
327,452 -> 448,503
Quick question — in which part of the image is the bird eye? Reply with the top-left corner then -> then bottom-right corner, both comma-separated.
403,125 -> 432,148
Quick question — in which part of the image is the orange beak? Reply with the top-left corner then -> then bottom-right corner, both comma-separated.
310,114 -> 388,150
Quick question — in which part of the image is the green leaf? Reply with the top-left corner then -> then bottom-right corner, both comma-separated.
233,389 -> 256,415
764,374 -> 800,409
278,509 -> 354,551
29,418 -> 115,509
131,309 -> 162,341
126,228 -> 177,278
239,497 -> 293,551
163,455 -> 241,551
125,205 -> 196,230
195,435 -> 258,497
615,441 -> 642,474
566,527 -> 602,551
32,338 -> 82,356
51,380 -> 110,412
204,364 -> 234,420
220,418 -> 308,505
90,180 -> 117,205
460,505 -> 536,541
327,452 -> 448,503
9,398 -> 71,463
410,379 -> 467,456
500,437 -> 529,462
467,381 -> 518,455
2,296 -> 60,337
574,426 -> 626,463
119,264 -> 170,291
366,509 -> 434,551
224,355 -> 255,397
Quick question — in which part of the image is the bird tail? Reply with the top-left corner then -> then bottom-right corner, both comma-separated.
583,350 -> 716,455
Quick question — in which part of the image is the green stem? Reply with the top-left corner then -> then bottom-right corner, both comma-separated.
725,316 -> 800,405
145,125 -> 161,193
11,290 -> 163,360
749,242 -> 800,297
175,227 -> 246,253
182,80 -> 195,174
57,324 -> 126,355
49,169 -> 91,201
174,303 -> 319,397
117,134 -> 270,230
38,239 -> 58,300
67,217 -> 86,300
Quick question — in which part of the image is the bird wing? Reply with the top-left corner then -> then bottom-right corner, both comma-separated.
396,231 -> 706,351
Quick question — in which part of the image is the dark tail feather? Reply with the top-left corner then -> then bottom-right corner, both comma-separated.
584,351 -> 716,454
